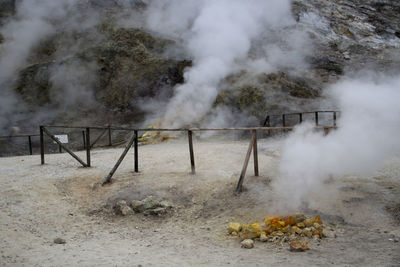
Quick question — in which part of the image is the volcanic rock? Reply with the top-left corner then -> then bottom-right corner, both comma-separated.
130,196 -> 172,215
323,228 -> 337,238
228,222 -> 241,234
114,200 -> 133,216
303,228 -> 313,238
53,238 -> 66,244
259,233 -> 268,242
304,218 -> 314,227
241,239 -> 254,249
289,239 -> 309,252
292,226 -> 303,235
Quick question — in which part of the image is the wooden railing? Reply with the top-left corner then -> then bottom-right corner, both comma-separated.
263,111 -> 340,127
0,134 -> 39,155
39,124 -> 337,193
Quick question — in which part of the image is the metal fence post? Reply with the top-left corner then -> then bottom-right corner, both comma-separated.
253,130 -> 259,177
134,130 -> 138,172
315,112 -> 319,126
40,126 -> 44,164
333,112 -> 337,126
108,126 -> 112,146
188,130 -> 195,174
28,135 -> 33,155
86,128 -> 91,167
282,114 -> 286,127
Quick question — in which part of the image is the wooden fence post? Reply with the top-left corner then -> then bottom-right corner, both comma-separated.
235,132 -> 256,193
282,114 -> 286,127
28,135 -> 33,155
333,112 -> 337,126
42,127 -> 87,167
103,132 -> 136,185
108,126 -> 112,146
188,130 -> 195,174
253,130 -> 259,177
134,130 -> 138,173
40,126 -> 44,164
86,128 -> 91,167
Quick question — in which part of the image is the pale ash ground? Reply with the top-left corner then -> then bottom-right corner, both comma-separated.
0,137 -> 399,266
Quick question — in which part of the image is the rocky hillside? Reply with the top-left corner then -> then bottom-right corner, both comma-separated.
0,0 -> 399,135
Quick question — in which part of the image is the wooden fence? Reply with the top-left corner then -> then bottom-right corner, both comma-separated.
39,125 -> 337,193
0,134 -> 39,155
263,110 -> 339,127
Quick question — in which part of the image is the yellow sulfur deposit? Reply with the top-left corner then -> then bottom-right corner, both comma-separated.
304,218 -> 314,227
239,222 -> 261,240
228,222 -> 241,234
228,214 -> 327,246
314,216 -> 323,225
138,125 -> 177,144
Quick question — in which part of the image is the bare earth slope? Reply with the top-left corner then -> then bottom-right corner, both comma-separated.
1,138 -> 399,266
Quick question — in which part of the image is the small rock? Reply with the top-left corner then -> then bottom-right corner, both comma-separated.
114,200 -> 132,216
303,228 -> 313,238
270,236 -> 280,242
304,218 -> 314,227
144,207 -> 167,216
289,239 -> 309,252
259,233 -> 268,242
241,239 -> 254,249
239,223 -> 261,240
130,200 -> 145,213
54,238 -> 66,244
296,222 -> 305,228
292,226 -> 303,235
313,223 -> 322,229
130,197 -> 173,214
323,229 -> 336,238
228,222 -> 241,234
121,205 -> 133,216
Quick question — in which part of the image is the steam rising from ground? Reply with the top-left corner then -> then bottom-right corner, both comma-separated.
273,74 -> 400,210
145,0 -> 297,127
0,0 -> 100,133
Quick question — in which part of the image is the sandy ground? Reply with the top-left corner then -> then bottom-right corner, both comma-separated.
0,136 -> 399,266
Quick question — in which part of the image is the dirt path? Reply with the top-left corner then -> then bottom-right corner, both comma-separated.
0,138 -> 399,266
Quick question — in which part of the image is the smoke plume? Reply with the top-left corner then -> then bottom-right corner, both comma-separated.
272,73 -> 400,210
144,0 -> 297,127
0,0 -> 100,133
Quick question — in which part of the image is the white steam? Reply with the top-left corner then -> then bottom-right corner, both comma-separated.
273,74 -> 400,209
0,0 -> 100,133
0,0 -> 79,82
145,0 -> 296,127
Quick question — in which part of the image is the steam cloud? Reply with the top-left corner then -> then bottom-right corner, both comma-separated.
0,0 -> 100,133
273,74 -> 400,210
144,0 -> 296,127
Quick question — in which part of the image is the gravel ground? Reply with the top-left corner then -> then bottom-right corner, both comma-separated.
0,137 -> 399,266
